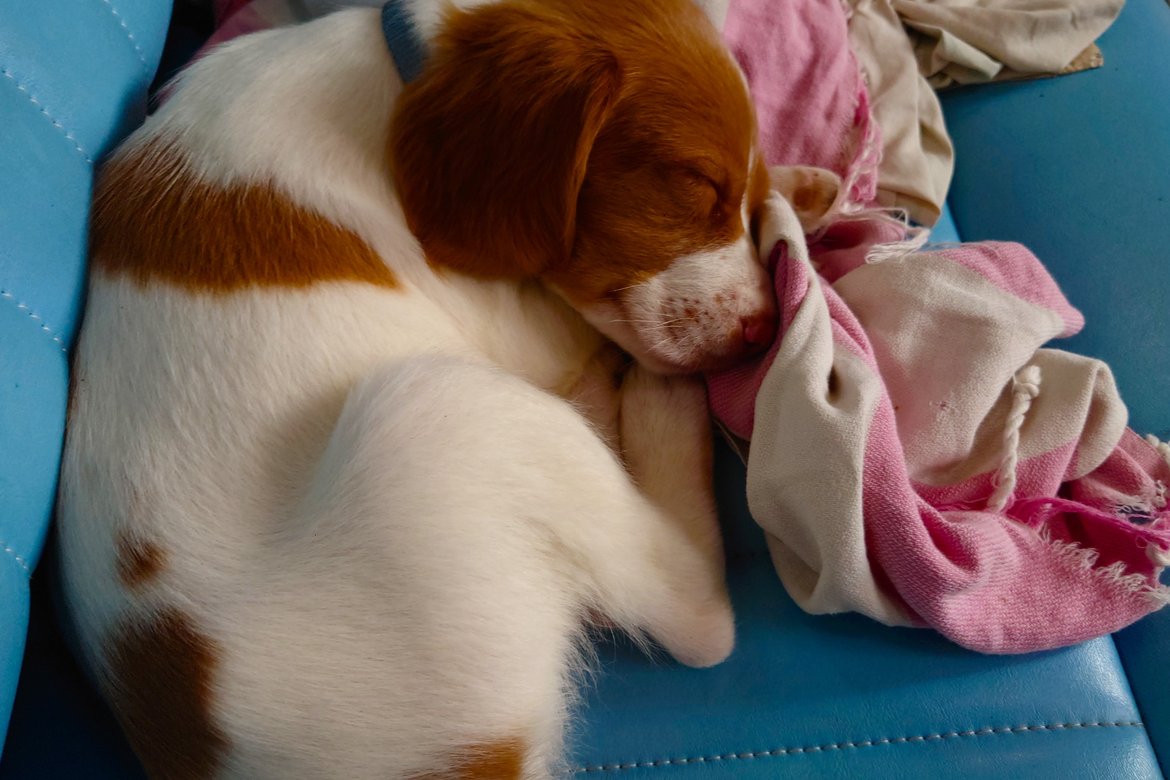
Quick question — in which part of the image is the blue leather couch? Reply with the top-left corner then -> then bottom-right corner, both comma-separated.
1,0 -> 1167,776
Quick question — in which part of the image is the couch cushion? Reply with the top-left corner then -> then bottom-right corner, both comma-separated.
569,438 -> 1160,778
939,0 -> 1170,764
7,441 -> 1157,780
4,1 -> 1168,777
0,0 -> 170,745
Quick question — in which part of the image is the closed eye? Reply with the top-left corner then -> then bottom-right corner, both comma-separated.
681,166 -> 727,201
672,169 -> 721,216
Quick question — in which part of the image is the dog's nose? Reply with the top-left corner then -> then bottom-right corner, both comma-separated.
740,312 -> 776,348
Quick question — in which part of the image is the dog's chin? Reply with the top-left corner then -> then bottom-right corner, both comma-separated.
624,335 -> 770,376
570,298 -> 770,375
623,347 -> 696,376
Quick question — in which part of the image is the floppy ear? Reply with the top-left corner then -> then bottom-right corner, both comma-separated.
389,4 -> 622,279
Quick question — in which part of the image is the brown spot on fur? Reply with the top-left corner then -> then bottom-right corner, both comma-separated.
91,140 -> 398,292
411,739 -> 526,780
105,609 -> 227,780
114,530 -> 166,588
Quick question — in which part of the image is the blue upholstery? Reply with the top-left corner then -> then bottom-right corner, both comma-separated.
0,0 -> 171,746
940,0 -> 1170,764
1,0 -> 1168,777
569,438 -> 1160,778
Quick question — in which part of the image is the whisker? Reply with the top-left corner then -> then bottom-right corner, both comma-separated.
648,334 -> 676,353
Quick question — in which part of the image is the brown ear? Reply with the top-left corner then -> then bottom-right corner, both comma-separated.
389,4 -> 622,279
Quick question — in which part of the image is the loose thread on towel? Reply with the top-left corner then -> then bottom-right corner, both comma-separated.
820,204 -> 932,264
988,365 -> 1043,512
863,224 -> 932,263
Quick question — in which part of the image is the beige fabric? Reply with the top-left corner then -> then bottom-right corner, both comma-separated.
941,43 -> 1106,89
847,0 -> 954,226
845,0 -> 1123,226
899,0 -> 1123,88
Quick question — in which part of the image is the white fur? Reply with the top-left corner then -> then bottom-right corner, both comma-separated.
617,235 -> 773,371
59,8 -> 737,780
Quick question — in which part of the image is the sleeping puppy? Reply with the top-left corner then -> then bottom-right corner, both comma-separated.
58,1 -> 834,777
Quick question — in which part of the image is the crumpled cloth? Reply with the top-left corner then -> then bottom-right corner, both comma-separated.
897,0 -> 1124,89
842,0 -> 1123,225
707,196 -> 1170,654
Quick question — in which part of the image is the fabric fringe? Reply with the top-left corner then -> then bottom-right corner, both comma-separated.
1039,527 -> 1170,606
810,203 -> 933,264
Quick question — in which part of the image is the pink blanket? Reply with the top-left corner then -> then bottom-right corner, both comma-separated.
708,196 -> 1170,654
723,0 -> 879,210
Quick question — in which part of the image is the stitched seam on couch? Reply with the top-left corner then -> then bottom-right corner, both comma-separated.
1109,634 -> 1169,778
0,291 -> 70,353
96,0 -> 150,73
572,721 -> 1146,773
0,67 -> 95,164
1,540 -> 31,576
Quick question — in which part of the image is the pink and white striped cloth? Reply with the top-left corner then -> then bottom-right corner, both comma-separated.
708,196 -> 1170,653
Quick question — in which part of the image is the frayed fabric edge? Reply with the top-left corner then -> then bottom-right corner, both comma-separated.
1039,526 -> 1170,607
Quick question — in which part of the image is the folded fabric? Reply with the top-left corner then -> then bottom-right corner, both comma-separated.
897,0 -> 1124,89
843,0 -> 1123,225
708,196 -> 1170,653
845,0 -> 953,226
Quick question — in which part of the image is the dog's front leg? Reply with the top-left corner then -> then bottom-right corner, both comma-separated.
563,342 -> 629,452
618,365 -> 727,589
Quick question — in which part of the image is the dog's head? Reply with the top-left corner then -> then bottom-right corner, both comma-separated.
391,0 -> 780,373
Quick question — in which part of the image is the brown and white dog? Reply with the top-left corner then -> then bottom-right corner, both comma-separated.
58,1 -> 835,777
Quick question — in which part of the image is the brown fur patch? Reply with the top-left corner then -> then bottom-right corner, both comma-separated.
390,0 -> 759,304
114,530 -> 166,588
391,0 -> 622,280
411,739 -> 526,780
91,141 -> 397,292
105,609 -> 227,780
